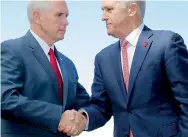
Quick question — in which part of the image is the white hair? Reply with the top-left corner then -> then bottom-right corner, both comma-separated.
119,0 -> 146,19
27,0 -> 52,23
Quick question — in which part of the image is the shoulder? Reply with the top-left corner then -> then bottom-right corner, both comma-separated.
1,34 -> 27,50
1,36 -> 26,55
153,30 -> 180,42
152,30 -> 185,47
96,41 -> 119,59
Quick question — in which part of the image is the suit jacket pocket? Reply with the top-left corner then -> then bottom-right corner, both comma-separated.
158,121 -> 179,137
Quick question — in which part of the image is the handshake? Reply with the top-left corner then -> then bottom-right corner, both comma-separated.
58,109 -> 87,136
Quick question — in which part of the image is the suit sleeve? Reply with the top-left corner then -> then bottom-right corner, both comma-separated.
164,33 -> 188,136
72,62 -> 90,110
84,54 -> 112,131
1,42 -> 62,133
75,82 -> 90,110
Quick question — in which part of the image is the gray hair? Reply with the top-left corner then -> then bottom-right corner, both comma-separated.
27,0 -> 52,23
119,0 -> 146,19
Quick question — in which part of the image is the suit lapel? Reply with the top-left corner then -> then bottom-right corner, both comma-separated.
25,31 -> 61,104
54,48 -> 68,108
110,41 -> 128,101
127,26 -> 153,103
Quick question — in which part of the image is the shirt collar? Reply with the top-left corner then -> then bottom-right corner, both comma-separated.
122,23 -> 144,47
30,29 -> 54,56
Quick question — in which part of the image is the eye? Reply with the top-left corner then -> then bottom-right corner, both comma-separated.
107,8 -> 113,13
56,13 -> 68,18
57,13 -> 63,17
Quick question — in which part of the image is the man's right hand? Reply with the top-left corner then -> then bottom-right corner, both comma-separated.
58,109 -> 87,136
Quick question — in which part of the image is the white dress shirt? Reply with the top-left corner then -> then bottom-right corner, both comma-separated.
30,30 -> 63,77
121,23 -> 144,74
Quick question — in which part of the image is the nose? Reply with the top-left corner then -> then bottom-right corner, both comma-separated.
102,11 -> 108,21
64,17 -> 69,26
62,17 -> 69,26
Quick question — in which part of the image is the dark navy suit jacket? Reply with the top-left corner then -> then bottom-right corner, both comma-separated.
84,26 -> 188,137
1,31 -> 90,137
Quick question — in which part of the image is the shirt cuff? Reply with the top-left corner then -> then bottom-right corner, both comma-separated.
79,108 -> 89,130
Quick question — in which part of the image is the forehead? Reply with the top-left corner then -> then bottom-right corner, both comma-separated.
51,0 -> 68,14
101,0 -> 118,8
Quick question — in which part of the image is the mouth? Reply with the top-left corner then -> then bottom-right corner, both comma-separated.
106,22 -> 112,25
106,23 -> 112,27
59,30 -> 66,33
106,24 -> 111,29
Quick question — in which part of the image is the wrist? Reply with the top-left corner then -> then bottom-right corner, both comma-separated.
81,112 -> 87,128
78,108 -> 89,130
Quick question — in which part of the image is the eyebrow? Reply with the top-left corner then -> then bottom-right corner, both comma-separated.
101,5 -> 114,10
56,11 -> 69,17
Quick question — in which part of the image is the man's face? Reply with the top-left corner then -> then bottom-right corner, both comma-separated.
39,0 -> 69,43
101,0 -> 131,38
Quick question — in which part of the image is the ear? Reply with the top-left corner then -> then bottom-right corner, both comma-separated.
128,3 -> 138,17
32,10 -> 41,24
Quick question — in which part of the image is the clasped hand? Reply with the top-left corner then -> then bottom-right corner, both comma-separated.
58,109 -> 87,136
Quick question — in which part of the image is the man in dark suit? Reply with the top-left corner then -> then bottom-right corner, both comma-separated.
1,0 -> 90,137
62,0 -> 188,137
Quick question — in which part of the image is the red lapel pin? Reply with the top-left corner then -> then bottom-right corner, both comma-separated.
143,42 -> 148,47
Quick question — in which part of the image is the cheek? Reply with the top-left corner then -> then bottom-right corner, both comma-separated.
110,14 -> 122,26
41,18 -> 52,29
117,15 -> 125,24
53,20 -> 62,29
48,21 -> 59,32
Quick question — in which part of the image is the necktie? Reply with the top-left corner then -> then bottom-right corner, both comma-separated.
121,40 -> 133,137
121,39 -> 129,91
48,48 -> 63,102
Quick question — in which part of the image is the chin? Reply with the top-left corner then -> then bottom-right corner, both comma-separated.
107,28 -> 115,35
58,34 -> 65,40
107,30 -> 119,38
107,30 -> 112,35
107,31 -> 114,37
